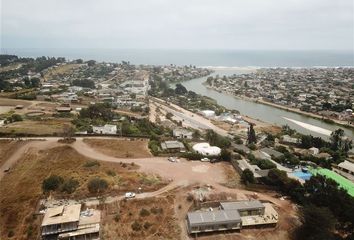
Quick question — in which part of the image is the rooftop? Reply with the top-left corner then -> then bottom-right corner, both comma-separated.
338,160 -> 354,173
42,204 -> 81,226
187,209 -> 241,226
161,140 -> 185,149
220,200 -> 265,211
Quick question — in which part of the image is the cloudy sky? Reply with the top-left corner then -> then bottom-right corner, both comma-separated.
1,0 -> 353,50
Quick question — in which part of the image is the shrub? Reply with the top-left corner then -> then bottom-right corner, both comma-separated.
83,160 -> 100,168
131,221 -> 142,231
106,170 -> 116,176
87,177 -> 108,194
151,207 -> 163,215
8,230 -> 14,238
139,208 -> 150,217
219,149 -> 232,161
241,169 -> 255,184
60,179 -> 79,194
42,175 -> 64,192
114,213 -> 120,222
144,221 -> 153,229
187,194 -> 194,202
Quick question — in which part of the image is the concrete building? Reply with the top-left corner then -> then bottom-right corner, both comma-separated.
92,124 -> 117,135
309,147 -> 319,155
41,204 -> 100,240
187,210 -> 242,234
161,140 -> 185,152
173,128 -> 193,139
187,200 -> 278,235
281,135 -> 300,144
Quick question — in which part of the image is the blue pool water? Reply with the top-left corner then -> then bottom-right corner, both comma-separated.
292,170 -> 312,181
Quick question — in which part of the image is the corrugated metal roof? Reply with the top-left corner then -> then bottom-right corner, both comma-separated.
187,210 -> 241,226
220,200 -> 264,211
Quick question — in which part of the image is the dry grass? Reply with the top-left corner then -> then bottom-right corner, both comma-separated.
0,140 -> 28,167
44,63 -> 80,79
0,98 -> 32,107
221,164 -> 241,188
101,196 -> 180,240
83,138 -> 152,158
0,145 -> 166,239
0,119 -> 73,135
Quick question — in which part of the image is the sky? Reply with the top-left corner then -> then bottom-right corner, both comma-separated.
1,0 -> 353,50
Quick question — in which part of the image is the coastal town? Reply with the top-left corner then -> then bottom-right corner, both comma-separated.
0,55 -> 354,240
205,68 -> 354,125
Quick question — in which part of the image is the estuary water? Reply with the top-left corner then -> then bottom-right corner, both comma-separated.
180,68 -> 354,139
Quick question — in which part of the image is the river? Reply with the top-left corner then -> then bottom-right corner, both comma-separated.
179,68 -> 354,139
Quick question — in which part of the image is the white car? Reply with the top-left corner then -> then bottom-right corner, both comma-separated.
168,157 -> 177,162
201,158 -> 210,162
125,192 -> 136,199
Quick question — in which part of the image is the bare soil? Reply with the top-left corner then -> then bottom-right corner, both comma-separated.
83,138 -> 152,158
0,140 -> 28,167
0,145 -> 166,240
101,195 -> 180,240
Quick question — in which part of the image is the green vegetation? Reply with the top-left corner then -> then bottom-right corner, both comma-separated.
72,79 -> 95,89
247,124 -> 257,144
42,175 -> 79,194
241,169 -> 255,184
248,154 -> 276,169
87,177 -> 108,194
42,175 -> 64,192
205,129 -> 231,148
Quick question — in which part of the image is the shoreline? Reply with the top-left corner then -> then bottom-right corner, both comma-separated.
203,83 -> 354,132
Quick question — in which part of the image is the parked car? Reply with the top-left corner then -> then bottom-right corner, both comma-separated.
125,192 -> 136,199
168,157 -> 177,162
201,158 -> 210,162
210,158 -> 219,163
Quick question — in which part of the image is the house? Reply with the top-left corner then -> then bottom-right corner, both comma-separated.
260,148 -> 284,159
187,200 -> 278,234
233,144 -> 251,154
161,140 -> 185,152
309,147 -> 319,155
200,110 -> 215,118
173,128 -> 193,139
234,159 -> 269,178
41,204 -> 100,240
92,124 -> 117,135
332,160 -> 354,182
281,135 -> 300,144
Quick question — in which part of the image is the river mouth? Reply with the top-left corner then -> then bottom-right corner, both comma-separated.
175,68 -> 354,140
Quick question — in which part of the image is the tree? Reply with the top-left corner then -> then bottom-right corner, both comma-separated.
247,124 -> 257,144
295,205 -> 337,240
87,177 -> 108,194
330,128 -> 352,153
42,175 -> 64,192
241,169 -> 255,184
60,178 -> 79,194
219,149 -> 231,161
86,60 -> 96,66
62,124 -> 75,140
174,83 -> 187,95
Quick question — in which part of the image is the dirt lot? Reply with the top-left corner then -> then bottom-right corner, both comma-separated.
0,98 -> 32,108
83,138 -> 152,158
0,119 -> 73,135
101,195 -> 180,239
0,145 -> 166,240
0,140 -> 28,167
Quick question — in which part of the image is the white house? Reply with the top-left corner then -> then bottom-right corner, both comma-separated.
200,110 -> 215,118
309,147 -> 319,155
173,128 -> 193,139
92,124 -> 117,134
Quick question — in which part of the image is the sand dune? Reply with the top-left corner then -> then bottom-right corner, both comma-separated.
282,117 -> 332,136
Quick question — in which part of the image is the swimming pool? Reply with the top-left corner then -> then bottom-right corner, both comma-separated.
291,170 -> 312,181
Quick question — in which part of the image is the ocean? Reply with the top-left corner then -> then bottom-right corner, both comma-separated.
1,48 -> 353,67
